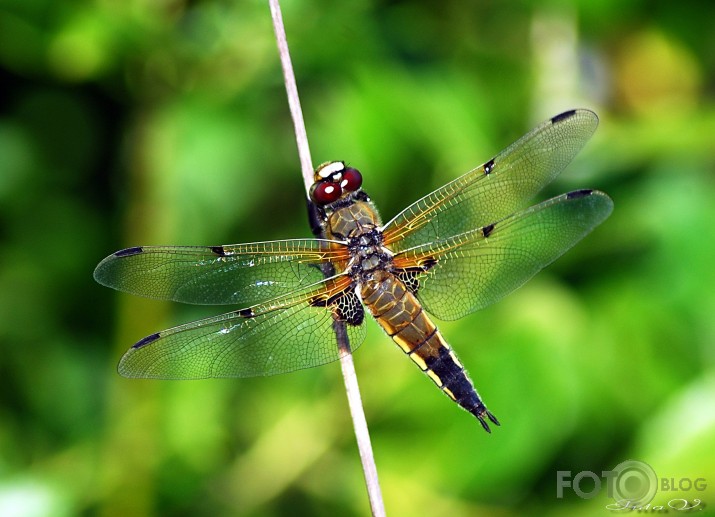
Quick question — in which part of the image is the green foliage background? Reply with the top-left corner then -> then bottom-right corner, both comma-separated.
1,1 -> 713,515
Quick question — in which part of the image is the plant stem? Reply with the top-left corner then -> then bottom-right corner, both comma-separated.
268,1 -> 386,516
268,0 -> 313,194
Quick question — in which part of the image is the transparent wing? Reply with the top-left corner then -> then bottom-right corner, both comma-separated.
118,275 -> 367,379
382,110 -> 599,253
94,239 -> 348,306
392,190 -> 613,321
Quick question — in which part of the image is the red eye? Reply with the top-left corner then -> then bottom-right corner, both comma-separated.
310,181 -> 342,205
341,167 -> 363,192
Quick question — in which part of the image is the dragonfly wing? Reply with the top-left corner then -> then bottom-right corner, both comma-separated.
392,190 -> 613,321
118,275 -> 367,378
94,239 -> 348,306
382,110 -> 599,253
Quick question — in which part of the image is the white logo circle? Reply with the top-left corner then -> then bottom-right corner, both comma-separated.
611,459 -> 658,505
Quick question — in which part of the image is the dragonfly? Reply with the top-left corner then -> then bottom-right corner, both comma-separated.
94,109 -> 613,432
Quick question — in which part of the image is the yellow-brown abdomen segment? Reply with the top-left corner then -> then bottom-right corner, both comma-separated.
360,270 -> 499,431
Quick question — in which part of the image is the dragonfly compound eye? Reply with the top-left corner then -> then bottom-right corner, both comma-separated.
341,167 -> 363,192
310,181 -> 343,205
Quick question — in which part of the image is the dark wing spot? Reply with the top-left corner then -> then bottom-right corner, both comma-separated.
551,109 -> 577,124
310,288 -> 363,325
484,159 -> 495,175
133,332 -> 160,349
210,246 -> 226,256
397,270 -> 421,294
396,259 -> 437,295
309,290 -> 345,308
309,295 -> 332,308
236,308 -> 255,318
336,291 -> 364,326
566,189 -> 593,200
115,246 -> 143,258
421,257 -> 438,271
482,223 -> 495,237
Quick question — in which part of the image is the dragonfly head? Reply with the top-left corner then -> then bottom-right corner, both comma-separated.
310,161 -> 363,206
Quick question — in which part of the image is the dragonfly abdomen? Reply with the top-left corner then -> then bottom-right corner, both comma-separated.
360,270 -> 499,432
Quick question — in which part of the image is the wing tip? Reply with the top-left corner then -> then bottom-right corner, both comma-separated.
566,188 -> 594,200
550,109 -> 578,124
567,189 -> 614,213
114,246 -> 144,258
550,108 -> 598,126
133,332 -> 161,349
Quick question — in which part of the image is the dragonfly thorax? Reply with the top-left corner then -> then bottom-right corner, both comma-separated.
347,228 -> 392,279
320,183 -> 391,279
325,198 -> 382,239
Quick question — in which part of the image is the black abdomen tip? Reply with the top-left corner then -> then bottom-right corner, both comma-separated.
474,408 -> 500,433
486,410 -> 500,426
